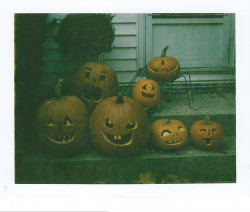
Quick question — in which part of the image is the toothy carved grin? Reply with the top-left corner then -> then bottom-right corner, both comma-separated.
101,130 -> 133,146
142,91 -> 155,98
202,138 -> 216,145
46,130 -> 77,144
164,136 -> 186,144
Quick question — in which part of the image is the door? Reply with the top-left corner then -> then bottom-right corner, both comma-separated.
144,13 -> 235,83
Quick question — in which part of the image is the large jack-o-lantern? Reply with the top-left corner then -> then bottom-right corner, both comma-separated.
89,93 -> 151,157
190,115 -> 225,150
132,79 -> 160,109
72,53 -> 118,113
36,79 -> 90,156
148,45 -> 180,82
150,119 -> 188,150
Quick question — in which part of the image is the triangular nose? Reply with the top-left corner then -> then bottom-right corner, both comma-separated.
58,124 -> 63,131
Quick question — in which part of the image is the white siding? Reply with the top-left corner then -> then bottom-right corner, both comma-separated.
104,13 -> 139,84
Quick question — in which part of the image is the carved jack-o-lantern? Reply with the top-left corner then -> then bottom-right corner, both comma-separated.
72,53 -> 118,113
190,115 -> 225,150
37,79 -> 90,156
89,93 -> 151,157
148,45 -> 180,82
132,79 -> 161,109
150,119 -> 188,150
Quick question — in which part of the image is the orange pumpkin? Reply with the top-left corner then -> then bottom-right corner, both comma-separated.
150,119 -> 188,150
89,93 -> 151,157
72,53 -> 118,113
148,45 -> 180,82
190,115 -> 225,150
36,79 -> 90,156
132,79 -> 160,109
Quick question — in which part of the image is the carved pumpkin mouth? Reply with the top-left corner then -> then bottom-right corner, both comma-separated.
148,63 -> 179,73
101,130 -> 133,146
46,130 -> 77,144
202,138 -> 216,145
164,135 -> 186,144
142,91 -> 155,98
83,84 -> 104,102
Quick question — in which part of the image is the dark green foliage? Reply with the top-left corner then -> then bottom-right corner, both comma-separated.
15,14 -> 50,154
54,13 -> 115,64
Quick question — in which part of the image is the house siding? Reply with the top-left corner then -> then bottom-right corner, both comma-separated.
39,13 -> 235,98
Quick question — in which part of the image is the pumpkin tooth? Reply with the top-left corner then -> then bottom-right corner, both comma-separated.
169,140 -> 173,143
118,135 -> 121,140
178,138 -> 181,142
174,140 -> 178,143
114,135 -> 117,140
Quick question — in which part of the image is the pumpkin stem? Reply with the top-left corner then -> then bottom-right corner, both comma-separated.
161,45 -> 169,57
203,115 -> 210,125
98,53 -> 105,63
55,79 -> 64,101
164,119 -> 171,124
116,93 -> 125,104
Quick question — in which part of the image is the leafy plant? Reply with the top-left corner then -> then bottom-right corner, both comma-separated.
54,13 -> 115,67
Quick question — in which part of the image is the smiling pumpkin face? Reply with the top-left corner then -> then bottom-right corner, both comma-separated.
148,45 -> 180,82
72,54 -> 118,113
190,116 -> 225,150
37,80 -> 90,156
89,94 -> 151,157
150,119 -> 188,150
132,79 -> 160,109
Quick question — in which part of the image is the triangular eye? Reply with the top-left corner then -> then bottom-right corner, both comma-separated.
47,117 -> 55,126
64,116 -> 73,126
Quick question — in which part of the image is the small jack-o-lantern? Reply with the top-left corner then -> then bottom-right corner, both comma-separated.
148,45 -> 180,82
150,119 -> 188,150
37,79 -> 90,156
89,93 -> 151,157
132,79 -> 160,109
190,115 -> 225,150
72,53 -> 119,113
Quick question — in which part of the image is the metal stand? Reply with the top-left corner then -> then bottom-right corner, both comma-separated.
123,66 -> 193,109
123,66 -> 149,93
160,72 -> 193,108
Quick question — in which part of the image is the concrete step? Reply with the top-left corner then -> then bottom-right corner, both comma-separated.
17,93 -> 236,184
19,134 -> 235,184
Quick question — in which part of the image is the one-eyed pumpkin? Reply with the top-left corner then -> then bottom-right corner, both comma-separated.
36,79 -> 90,156
190,115 -> 225,150
132,79 -> 160,109
72,53 -> 118,113
89,93 -> 151,157
150,119 -> 188,150
148,45 -> 180,82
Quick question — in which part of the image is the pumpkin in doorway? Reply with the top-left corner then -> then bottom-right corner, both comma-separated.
148,45 -> 180,82
132,79 -> 160,109
190,115 -> 225,150
150,119 -> 188,150
72,53 -> 118,113
89,93 -> 151,157
36,79 -> 90,156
